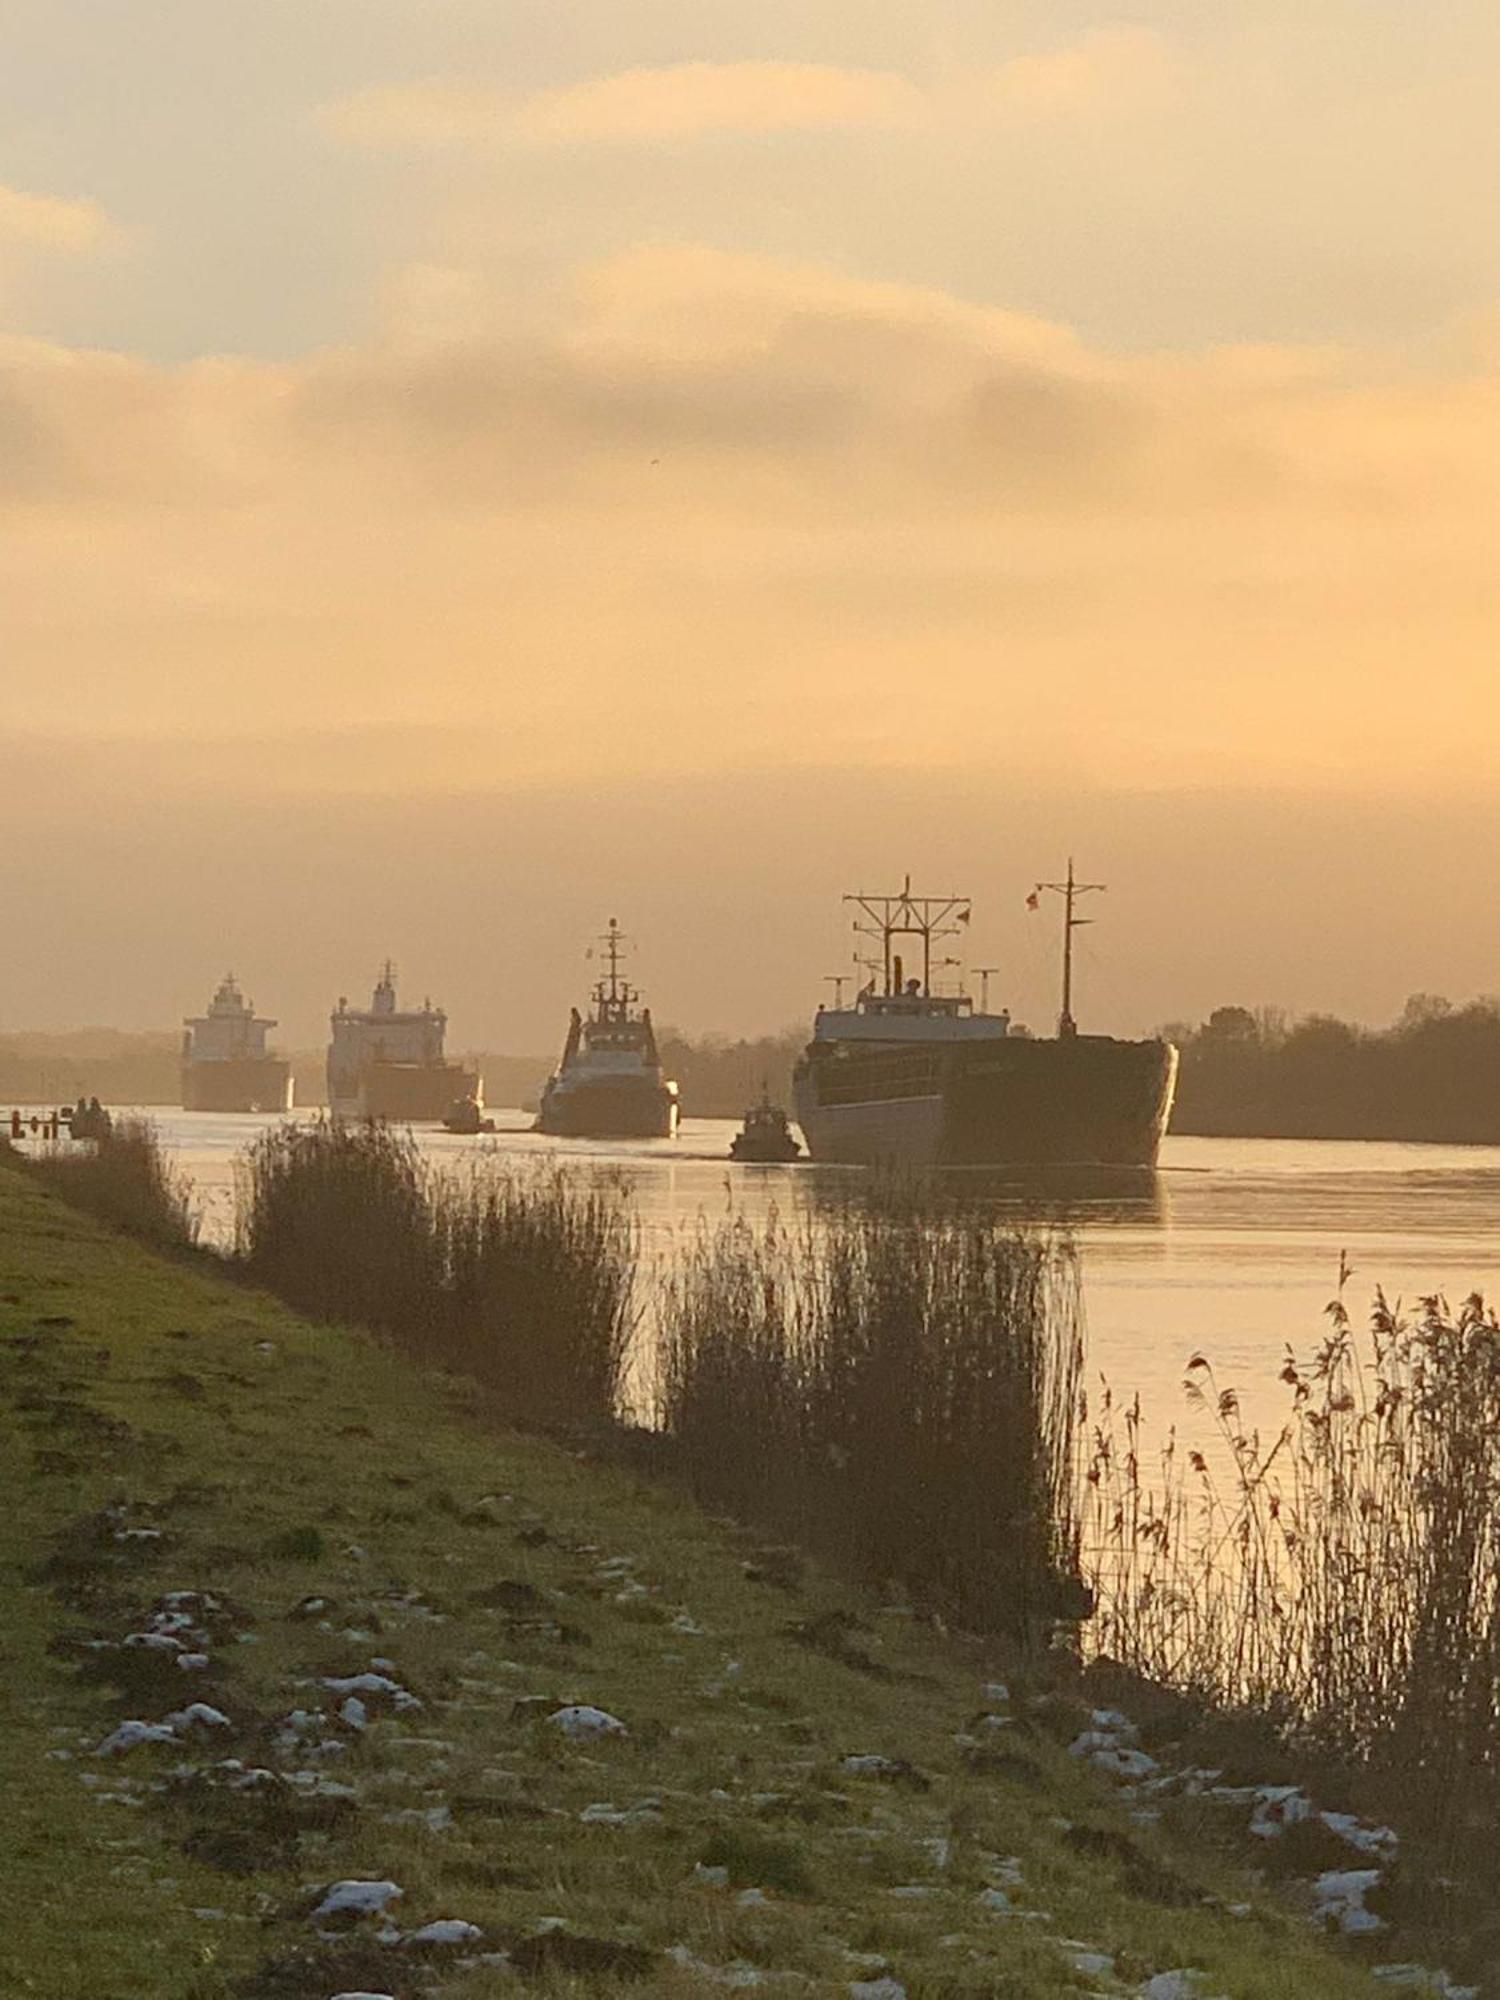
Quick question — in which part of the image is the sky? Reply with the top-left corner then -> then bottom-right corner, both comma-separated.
4,1 -> 1500,1051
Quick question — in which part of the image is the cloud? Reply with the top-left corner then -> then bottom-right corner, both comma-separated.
322,35 -> 1175,153
326,62 -> 924,150
982,26 -> 1180,119
0,183 -> 113,252
3,242 -> 1499,819
2,244 -> 1496,527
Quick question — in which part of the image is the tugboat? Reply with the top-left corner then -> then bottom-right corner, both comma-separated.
730,1086 -> 802,1162
328,963 -> 482,1121
442,1095 -> 495,1136
792,868 -> 1177,1168
181,973 -> 294,1113
536,921 -> 679,1139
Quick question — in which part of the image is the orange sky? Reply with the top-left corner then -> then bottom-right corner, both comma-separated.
3,4 -> 1499,1046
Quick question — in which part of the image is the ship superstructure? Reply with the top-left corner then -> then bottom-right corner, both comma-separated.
536,921 -> 679,1139
792,871 -> 1176,1168
181,973 -> 294,1113
327,962 -> 480,1121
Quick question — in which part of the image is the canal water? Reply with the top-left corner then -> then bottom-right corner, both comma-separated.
42,1109 -> 1500,1448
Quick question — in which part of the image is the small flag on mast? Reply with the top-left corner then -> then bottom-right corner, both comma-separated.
1025,890 -> 1040,912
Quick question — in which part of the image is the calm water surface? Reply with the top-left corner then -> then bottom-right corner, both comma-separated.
33,1111 -> 1500,1442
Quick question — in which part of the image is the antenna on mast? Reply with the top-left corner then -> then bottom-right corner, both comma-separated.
592,918 -> 639,1023
844,877 -> 971,996
1033,859 -> 1105,1038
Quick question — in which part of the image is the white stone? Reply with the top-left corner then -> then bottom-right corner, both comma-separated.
165,1703 -> 231,1732
1091,1745 -> 1160,1780
313,1879 -> 404,1919
340,1697 -> 368,1731
405,1918 -> 483,1946
547,1704 -> 627,1739
124,1631 -> 183,1653
850,1981 -> 907,2000
96,1720 -> 176,1756
1315,1867 -> 1385,1935
1069,1946 -> 1115,1977
1321,1809 -> 1399,1858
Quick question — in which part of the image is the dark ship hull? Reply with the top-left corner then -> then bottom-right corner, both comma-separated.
330,1061 -> 481,1122
793,1034 -> 1177,1168
536,1080 -> 680,1144
181,1058 -> 293,1114
536,1078 -> 679,1140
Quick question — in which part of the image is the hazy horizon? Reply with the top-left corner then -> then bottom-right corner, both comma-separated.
6,3 -> 1500,1045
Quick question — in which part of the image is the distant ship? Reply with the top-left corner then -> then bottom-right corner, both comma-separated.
792,869 -> 1177,1169
536,921 -> 679,1140
328,962 -> 481,1122
181,973 -> 294,1113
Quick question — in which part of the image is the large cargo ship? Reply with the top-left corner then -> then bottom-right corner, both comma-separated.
536,921 -> 679,1139
327,963 -> 480,1121
181,973 -> 294,1113
792,870 -> 1176,1169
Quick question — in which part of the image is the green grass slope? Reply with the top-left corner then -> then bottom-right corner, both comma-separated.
0,1167 -> 1379,2000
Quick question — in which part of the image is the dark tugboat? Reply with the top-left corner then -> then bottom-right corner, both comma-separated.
792,867 -> 1177,1168
442,1096 -> 495,1135
536,920 -> 679,1139
730,1086 -> 802,1163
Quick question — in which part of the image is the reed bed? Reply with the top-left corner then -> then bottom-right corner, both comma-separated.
31,1117 -> 198,1252
236,1120 -> 635,1427
657,1194 -> 1085,1638
237,1119 -> 438,1344
1083,1275 -> 1500,1850
433,1163 -> 637,1428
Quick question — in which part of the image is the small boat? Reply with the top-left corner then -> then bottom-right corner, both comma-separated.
442,1096 -> 495,1136
730,1088 -> 802,1163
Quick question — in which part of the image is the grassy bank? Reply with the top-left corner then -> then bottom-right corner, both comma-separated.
0,1163 -> 1388,1999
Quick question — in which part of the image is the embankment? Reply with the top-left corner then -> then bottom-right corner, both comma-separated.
0,1163 -> 1388,1999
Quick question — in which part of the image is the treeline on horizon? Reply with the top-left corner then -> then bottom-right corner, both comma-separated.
11,996 -> 1500,1142
1168,992 -> 1500,1144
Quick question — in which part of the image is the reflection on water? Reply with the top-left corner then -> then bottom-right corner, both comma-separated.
22,1110 -> 1500,1444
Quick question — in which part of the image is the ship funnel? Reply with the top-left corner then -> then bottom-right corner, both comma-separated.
892,953 -> 903,994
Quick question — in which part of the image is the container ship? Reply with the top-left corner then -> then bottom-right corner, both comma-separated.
181,973 -> 294,1113
327,963 -> 481,1121
792,869 -> 1177,1169
536,920 -> 679,1139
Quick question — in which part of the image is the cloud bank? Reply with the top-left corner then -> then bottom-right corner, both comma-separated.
323,33 -> 1179,151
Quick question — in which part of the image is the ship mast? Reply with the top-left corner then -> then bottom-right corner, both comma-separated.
593,918 -> 638,1023
845,876 -> 970,996
1033,859 -> 1105,1038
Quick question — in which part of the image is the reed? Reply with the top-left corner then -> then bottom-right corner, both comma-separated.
32,1117 -> 198,1252
1082,1275 -> 1500,1852
236,1120 -> 635,1427
432,1163 -> 637,1429
236,1119 -> 439,1345
657,1192 -> 1085,1638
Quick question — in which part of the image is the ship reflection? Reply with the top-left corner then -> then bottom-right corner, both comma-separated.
799,1163 -> 1170,1232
